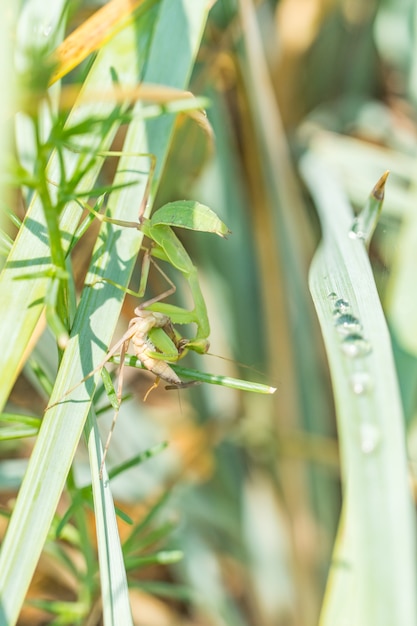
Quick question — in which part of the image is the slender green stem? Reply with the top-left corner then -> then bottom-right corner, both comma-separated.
111,354 -> 276,394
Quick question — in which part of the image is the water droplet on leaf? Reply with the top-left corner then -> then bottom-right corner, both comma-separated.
341,334 -> 372,358
42,23 -> 52,37
349,220 -> 366,241
360,423 -> 380,454
349,372 -> 373,395
334,298 -> 350,311
335,313 -> 362,335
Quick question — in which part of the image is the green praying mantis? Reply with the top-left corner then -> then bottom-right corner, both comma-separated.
49,195 -> 230,476
10,93 -> 272,476
10,114 -> 228,384
83,197 -> 231,388
12,106 -> 227,410
10,136 -> 276,479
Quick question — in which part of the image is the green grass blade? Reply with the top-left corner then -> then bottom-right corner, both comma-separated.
111,354 -> 276,394
301,152 -> 417,626
350,171 -> 389,245
108,441 -> 168,480
0,413 -> 41,440
125,550 -> 183,570
0,31 -> 141,408
0,2 -> 210,624
86,410 -> 133,626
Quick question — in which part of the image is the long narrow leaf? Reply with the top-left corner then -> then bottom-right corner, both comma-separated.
86,410 -> 133,626
301,152 -> 417,626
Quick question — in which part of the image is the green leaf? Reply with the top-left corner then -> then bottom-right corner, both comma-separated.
108,441 -> 169,480
125,550 -> 183,570
0,413 -> 41,440
301,152 -> 417,626
111,354 -> 277,394
100,367 -> 119,412
349,171 -> 389,246
86,410 -> 133,626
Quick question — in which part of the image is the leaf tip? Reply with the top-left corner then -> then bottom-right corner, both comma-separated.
372,170 -> 389,201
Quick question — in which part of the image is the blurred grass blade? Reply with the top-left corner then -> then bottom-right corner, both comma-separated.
125,550 -> 183,570
319,501 -> 354,623
0,4 -> 16,257
301,152 -> 417,626
108,441 -> 168,480
0,413 -> 41,440
0,231 -> 13,255
122,489 -> 172,554
50,0 -> 153,84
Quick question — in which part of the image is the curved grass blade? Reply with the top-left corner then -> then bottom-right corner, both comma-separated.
301,152 -> 417,626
